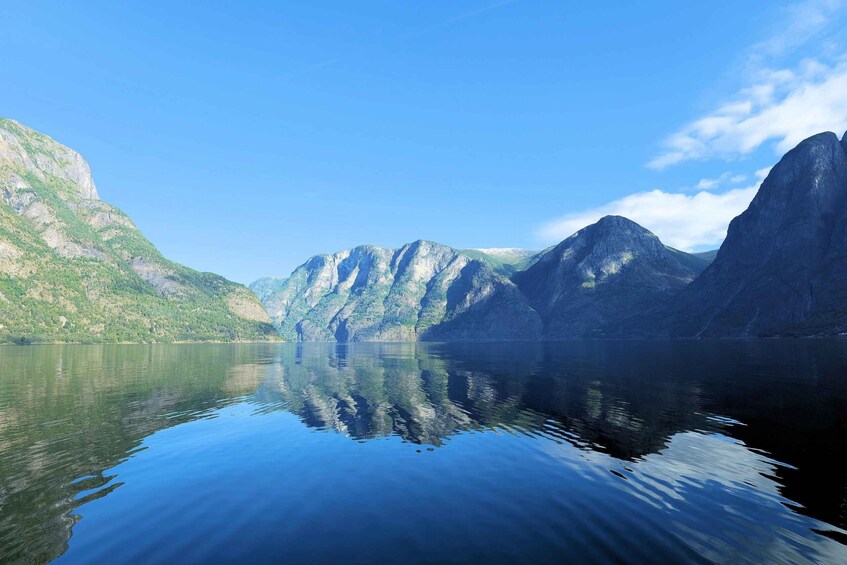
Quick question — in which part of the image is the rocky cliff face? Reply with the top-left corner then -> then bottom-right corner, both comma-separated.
513,216 -> 708,338
0,119 -> 98,201
255,220 -> 708,342
249,276 -> 288,303
666,131 -> 847,337
0,118 -> 277,343
256,240 -> 542,341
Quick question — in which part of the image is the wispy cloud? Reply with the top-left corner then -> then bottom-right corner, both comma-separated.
648,59 -> 847,169
750,0 -> 844,59
538,1 -> 841,249
691,172 -> 746,191
537,170 -> 770,250
649,0 -> 847,169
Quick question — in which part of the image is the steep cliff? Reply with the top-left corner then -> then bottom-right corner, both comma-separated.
667,131 -> 847,337
0,118 -> 277,343
256,241 -> 542,341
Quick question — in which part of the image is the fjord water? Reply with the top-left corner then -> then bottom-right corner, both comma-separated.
1,342 -> 846,563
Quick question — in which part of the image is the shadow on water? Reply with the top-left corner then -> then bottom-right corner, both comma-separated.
1,340 -> 846,562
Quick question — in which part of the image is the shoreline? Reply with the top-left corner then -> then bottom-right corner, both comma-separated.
0,338 -> 285,347
2,335 -> 846,347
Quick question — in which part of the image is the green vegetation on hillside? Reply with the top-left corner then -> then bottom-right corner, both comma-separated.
0,118 -> 278,344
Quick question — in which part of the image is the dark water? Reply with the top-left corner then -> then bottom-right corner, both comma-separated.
1,342 -> 847,564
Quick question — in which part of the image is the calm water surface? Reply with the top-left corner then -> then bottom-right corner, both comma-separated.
1,341 -> 847,563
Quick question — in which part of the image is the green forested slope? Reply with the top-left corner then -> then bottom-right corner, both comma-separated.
0,118 -> 278,343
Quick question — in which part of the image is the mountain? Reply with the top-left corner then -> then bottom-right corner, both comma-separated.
513,216 -> 709,338
693,249 -> 719,264
249,276 -> 288,303
254,240 -> 542,341
0,118 -> 278,343
666,131 -> 847,337
460,247 -> 539,276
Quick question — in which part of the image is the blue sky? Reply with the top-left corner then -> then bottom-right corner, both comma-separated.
3,1 -> 847,283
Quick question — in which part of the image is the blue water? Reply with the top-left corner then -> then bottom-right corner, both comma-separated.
1,341 -> 846,563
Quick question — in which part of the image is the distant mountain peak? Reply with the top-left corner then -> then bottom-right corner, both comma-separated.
593,214 -> 644,228
514,216 -> 707,338
569,214 -> 660,244
471,247 -> 533,255
542,214 -> 667,273
254,240 -> 542,342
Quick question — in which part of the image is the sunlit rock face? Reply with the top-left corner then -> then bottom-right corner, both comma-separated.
513,215 -> 708,338
0,118 -> 98,201
0,118 -> 276,343
667,131 -> 847,337
256,240 -> 543,342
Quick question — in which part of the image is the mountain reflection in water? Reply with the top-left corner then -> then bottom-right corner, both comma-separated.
252,342 -> 711,458
1,341 -> 846,563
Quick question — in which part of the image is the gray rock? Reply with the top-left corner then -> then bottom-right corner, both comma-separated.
0,118 -> 98,200
514,216 -> 708,338
255,240 -> 542,342
129,257 -> 187,299
666,131 -> 847,336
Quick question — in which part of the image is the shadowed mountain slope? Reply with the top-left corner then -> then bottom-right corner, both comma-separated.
665,131 -> 847,337
513,216 -> 708,337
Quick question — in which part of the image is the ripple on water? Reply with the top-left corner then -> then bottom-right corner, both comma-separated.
0,341 -> 846,563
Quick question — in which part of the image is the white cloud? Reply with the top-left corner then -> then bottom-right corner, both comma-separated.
649,0 -> 847,169
692,172 -> 740,191
539,1 -> 845,251
694,175 -> 724,191
648,58 -> 847,169
537,184 -> 763,251
751,0 -> 844,59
